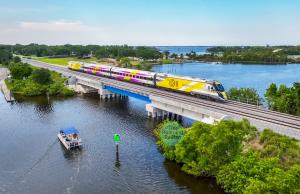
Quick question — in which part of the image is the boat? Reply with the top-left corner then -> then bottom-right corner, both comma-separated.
58,127 -> 82,150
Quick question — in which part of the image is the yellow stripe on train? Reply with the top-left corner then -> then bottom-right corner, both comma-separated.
181,82 -> 205,92
156,77 -> 206,92
157,78 -> 192,90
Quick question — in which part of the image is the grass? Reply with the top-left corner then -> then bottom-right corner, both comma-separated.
36,57 -> 98,66
34,56 -> 154,70
159,59 -> 173,64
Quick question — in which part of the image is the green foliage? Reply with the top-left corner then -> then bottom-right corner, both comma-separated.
156,120 -> 300,193
163,51 -> 170,59
0,48 -> 12,65
259,129 -> 300,167
136,46 -> 161,60
206,46 -> 291,64
227,87 -> 262,105
0,44 -> 161,60
8,63 -> 33,79
13,56 -> 21,63
60,87 -> 75,96
22,79 -> 46,96
119,57 -> 132,68
155,121 -> 185,160
217,150 -> 300,194
31,69 -> 52,84
8,63 -> 75,97
174,120 -> 256,176
159,59 -> 173,64
265,82 -> 300,116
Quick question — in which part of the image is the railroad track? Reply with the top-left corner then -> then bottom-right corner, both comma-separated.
23,59 -> 300,131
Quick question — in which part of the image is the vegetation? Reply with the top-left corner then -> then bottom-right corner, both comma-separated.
9,63 -> 33,79
0,48 -> 12,65
0,44 -> 161,60
265,82 -> 300,116
184,46 -> 300,64
159,59 -> 174,64
37,57 -> 97,66
156,120 -> 300,193
7,63 -> 74,97
227,87 -> 263,105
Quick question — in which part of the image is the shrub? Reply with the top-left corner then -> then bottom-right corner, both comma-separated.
60,87 -> 75,96
9,63 -> 32,79
174,120 -> 257,176
227,87 -> 262,105
155,121 -> 185,160
31,69 -> 52,84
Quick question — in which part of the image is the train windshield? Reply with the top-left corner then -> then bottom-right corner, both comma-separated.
214,83 -> 225,92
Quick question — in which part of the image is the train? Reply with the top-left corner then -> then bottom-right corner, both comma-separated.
67,61 -> 227,101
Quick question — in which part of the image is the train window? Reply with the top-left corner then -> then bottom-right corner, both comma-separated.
214,83 -> 225,92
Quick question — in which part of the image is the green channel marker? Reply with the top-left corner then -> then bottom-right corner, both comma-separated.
114,134 -> 120,143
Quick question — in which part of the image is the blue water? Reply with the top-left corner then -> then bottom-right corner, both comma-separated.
152,63 -> 300,97
156,46 -> 210,55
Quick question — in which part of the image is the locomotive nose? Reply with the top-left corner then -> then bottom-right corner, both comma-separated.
222,92 -> 228,100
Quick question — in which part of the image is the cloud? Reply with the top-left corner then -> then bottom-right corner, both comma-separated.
19,20 -> 100,32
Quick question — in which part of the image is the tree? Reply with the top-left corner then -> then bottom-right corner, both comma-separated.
0,48 -> 12,65
155,121 -> 185,160
136,47 -> 161,60
180,54 -> 184,60
174,119 -> 256,176
95,47 -> 110,58
170,53 -> 178,59
265,83 -> 300,115
265,83 -> 277,108
32,69 -> 52,84
227,87 -> 262,105
8,63 -> 32,79
13,56 -> 21,63
163,51 -> 170,59
119,57 -> 132,68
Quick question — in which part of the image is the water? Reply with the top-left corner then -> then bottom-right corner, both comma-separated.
152,63 -> 300,97
156,46 -> 210,55
0,94 -> 223,194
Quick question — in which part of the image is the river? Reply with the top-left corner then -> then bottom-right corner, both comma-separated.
0,94 -> 223,194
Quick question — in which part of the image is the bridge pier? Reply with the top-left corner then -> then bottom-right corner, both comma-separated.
146,96 -> 229,124
146,104 -> 183,122
98,85 -> 119,100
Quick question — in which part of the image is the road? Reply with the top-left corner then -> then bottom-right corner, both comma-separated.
22,58 -> 300,140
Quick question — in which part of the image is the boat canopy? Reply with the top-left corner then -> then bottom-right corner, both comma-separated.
60,127 -> 79,135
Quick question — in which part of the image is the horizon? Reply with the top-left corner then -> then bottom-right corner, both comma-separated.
1,0 -> 300,46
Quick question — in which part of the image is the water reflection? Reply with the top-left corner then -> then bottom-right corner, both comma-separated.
14,95 -> 54,115
164,161 -> 225,194
115,144 -> 121,170
59,143 -> 83,161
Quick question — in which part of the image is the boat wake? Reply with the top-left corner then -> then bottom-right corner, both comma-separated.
18,139 -> 58,182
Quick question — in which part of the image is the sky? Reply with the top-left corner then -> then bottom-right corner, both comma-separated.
0,0 -> 300,46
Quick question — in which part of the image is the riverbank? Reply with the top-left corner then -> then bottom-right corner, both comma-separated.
156,120 -> 300,193
0,68 -> 15,102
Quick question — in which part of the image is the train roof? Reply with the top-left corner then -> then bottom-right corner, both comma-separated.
156,72 -> 208,82
111,67 -> 156,76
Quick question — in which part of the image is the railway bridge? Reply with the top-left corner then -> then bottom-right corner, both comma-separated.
22,58 -> 300,140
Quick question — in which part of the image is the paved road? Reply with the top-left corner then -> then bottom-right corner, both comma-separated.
22,58 -> 300,140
